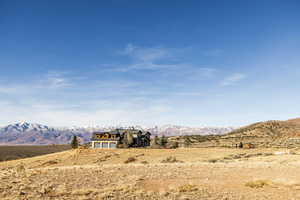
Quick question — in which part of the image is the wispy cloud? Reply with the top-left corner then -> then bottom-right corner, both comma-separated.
111,62 -> 182,72
221,73 -> 246,86
171,92 -> 203,96
120,43 -> 169,62
0,44 -> 231,127
42,71 -> 72,89
0,71 -> 72,95
202,49 -> 223,57
112,44 -> 179,72
0,97 -> 173,127
110,44 -> 220,78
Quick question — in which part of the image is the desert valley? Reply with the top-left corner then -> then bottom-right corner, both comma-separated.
1,1 -> 300,199
1,118 -> 300,199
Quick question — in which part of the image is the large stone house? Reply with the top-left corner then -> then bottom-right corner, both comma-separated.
91,128 -> 151,149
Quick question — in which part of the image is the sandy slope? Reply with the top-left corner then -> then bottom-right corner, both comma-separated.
1,148 -> 300,200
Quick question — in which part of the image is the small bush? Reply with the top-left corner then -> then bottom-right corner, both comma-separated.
15,164 -> 25,173
245,180 -> 272,188
207,159 -> 218,163
140,161 -> 148,164
41,160 -> 59,166
178,184 -> 198,192
124,157 -> 136,164
167,141 -> 179,149
161,156 -> 183,163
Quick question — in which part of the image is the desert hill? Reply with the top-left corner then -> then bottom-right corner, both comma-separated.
168,119 -> 300,148
227,120 -> 300,138
287,117 -> 300,125
222,120 -> 300,147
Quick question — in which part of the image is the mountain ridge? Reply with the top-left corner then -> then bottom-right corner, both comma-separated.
0,122 -> 235,145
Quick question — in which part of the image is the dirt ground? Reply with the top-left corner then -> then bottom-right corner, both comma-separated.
0,145 -> 71,162
1,147 -> 300,200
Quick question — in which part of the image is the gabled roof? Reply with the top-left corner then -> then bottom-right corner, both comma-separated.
91,129 -> 151,141
91,131 -> 120,141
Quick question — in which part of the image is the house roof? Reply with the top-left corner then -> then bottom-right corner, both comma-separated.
91,129 -> 151,141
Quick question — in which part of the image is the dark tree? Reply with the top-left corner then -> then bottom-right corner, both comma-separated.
154,135 -> 159,145
159,135 -> 168,147
239,142 -> 243,148
71,135 -> 79,149
122,132 -> 134,148
184,136 -> 191,147
172,141 -> 179,149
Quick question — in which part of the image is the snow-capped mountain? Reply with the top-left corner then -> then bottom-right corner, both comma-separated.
1,122 -> 53,134
147,124 -> 235,136
0,122 -> 91,145
0,122 -> 235,145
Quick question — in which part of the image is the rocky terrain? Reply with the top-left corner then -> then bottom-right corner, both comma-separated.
0,122 -> 234,145
1,148 -> 300,200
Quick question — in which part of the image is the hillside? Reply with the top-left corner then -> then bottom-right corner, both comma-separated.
167,119 -> 300,148
227,120 -> 300,138
287,117 -> 300,125
222,120 -> 300,147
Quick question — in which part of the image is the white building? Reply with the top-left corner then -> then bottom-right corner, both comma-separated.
91,132 -> 119,149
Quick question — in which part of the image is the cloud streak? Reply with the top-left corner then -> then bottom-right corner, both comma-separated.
221,73 -> 246,86
120,43 -> 169,62
43,71 -> 72,89
112,44 -> 182,72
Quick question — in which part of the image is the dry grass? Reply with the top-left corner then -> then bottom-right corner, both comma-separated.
178,184 -> 198,192
1,147 -> 300,199
161,156 -> 183,163
245,180 -> 272,188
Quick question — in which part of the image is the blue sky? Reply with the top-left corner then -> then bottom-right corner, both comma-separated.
0,0 -> 300,127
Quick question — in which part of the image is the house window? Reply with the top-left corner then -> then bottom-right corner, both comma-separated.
109,142 -> 117,148
102,142 -> 109,148
94,142 -> 101,148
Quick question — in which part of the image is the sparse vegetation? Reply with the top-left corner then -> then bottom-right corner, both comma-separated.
164,119 -> 300,149
1,148 -> 300,200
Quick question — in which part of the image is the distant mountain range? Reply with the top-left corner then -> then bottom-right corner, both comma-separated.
0,122 -> 235,145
